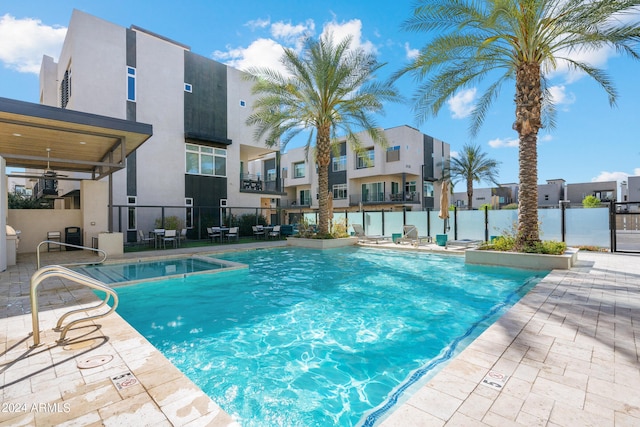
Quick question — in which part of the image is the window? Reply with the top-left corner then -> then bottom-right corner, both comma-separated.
300,189 -> 311,206
544,194 -> 549,201
186,144 -> 227,177
127,67 -> 136,102
60,68 -> 71,108
185,198 -> 193,229
266,168 -> 276,182
239,100 -> 246,107
357,148 -> 375,169
294,162 -> 305,178
332,155 -> 347,172
362,182 -> 384,202
386,145 -> 400,162
184,83 -> 192,92
333,184 -> 347,200
423,181 -> 434,198
594,191 -> 614,201
127,196 -> 136,231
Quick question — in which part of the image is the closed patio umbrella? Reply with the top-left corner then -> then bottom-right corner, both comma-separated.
439,180 -> 450,233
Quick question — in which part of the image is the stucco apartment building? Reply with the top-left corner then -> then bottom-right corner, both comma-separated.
37,10 -> 451,237
280,125 -> 450,222
39,10 -> 284,241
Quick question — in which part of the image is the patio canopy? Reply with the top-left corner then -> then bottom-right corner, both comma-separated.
0,97 -> 153,179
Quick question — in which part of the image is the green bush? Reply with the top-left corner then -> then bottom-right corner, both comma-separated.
481,236 -> 566,255
237,213 -> 268,237
582,195 -> 601,208
155,215 -> 184,230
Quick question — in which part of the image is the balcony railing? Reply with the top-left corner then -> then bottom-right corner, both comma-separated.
240,173 -> 284,194
349,192 -> 421,205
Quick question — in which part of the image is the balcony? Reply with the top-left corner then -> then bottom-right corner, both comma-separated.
350,192 -> 421,206
240,173 -> 286,195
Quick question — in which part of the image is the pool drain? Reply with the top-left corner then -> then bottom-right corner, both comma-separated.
77,354 -> 113,369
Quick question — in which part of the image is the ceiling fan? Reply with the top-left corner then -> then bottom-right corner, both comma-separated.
42,148 -> 68,180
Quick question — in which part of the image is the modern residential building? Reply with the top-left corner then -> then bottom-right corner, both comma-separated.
451,185 -> 515,210
627,176 -> 640,202
537,178 -> 565,208
279,125 -> 451,222
566,180 -> 617,206
39,9 -> 282,241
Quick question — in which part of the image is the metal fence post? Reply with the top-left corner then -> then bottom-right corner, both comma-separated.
484,205 -> 489,242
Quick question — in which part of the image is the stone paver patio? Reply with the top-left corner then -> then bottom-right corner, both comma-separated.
1,243 -> 639,426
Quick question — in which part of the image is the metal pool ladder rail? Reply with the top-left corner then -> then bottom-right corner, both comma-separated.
30,265 -> 119,347
36,240 -> 107,269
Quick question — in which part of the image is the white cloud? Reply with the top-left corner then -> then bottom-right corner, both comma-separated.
272,20 -> 314,41
488,137 -> 519,148
547,45 -> 617,83
213,18 -> 376,75
450,150 -> 459,158
404,42 -> 419,60
592,171 -> 630,182
212,38 -> 286,73
321,19 -> 376,55
447,88 -> 477,119
0,14 -> 66,74
635,168 -> 640,176
548,85 -> 576,107
539,134 -> 553,142
245,18 -> 271,30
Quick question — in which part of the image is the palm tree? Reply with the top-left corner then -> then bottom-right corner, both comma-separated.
397,0 -> 640,250
447,143 -> 501,210
246,34 -> 399,235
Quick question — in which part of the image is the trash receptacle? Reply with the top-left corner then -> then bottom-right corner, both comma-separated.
65,226 -> 82,250
392,233 -> 402,243
436,234 -> 448,247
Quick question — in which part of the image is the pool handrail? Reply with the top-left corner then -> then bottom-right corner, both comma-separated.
36,240 -> 107,269
30,264 -> 119,347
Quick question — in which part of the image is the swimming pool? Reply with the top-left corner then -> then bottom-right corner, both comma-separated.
75,255 -> 244,284
110,247 -> 545,426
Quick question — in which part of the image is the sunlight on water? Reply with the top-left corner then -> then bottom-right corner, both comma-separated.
112,247 -> 543,427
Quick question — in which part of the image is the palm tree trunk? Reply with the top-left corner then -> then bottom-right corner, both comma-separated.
466,176 -> 473,210
513,62 -> 542,250
316,124 -> 331,234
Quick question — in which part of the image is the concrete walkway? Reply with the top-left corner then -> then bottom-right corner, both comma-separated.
1,244 -> 639,426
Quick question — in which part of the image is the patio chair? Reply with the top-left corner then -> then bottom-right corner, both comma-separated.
178,228 -> 187,247
162,229 -> 178,249
352,224 -> 389,244
226,227 -> 239,242
207,227 -> 222,243
46,230 -> 62,252
396,225 -> 431,247
268,225 -> 281,239
138,230 -> 154,247
252,225 -> 265,239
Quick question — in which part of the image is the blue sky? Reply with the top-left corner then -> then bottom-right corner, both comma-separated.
1,0 -> 639,192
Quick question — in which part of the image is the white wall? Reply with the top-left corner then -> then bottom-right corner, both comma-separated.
8,209 -> 83,254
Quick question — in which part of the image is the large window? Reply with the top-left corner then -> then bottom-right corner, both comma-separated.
300,189 -> 311,206
357,148 -> 375,169
185,198 -> 193,229
60,68 -> 71,108
423,181 -> 434,198
332,155 -> 347,172
362,182 -> 384,202
186,144 -> 227,177
333,184 -> 347,200
127,67 -> 136,102
294,162 -> 305,178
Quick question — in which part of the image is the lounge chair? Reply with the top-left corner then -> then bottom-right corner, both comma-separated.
352,224 -> 389,244
396,225 -> 431,247
178,228 -> 187,247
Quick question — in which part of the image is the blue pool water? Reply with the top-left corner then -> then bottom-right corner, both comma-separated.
75,257 -> 225,284
109,247 -> 544,426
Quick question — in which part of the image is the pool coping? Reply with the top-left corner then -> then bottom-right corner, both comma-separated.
2,243 -> 640,426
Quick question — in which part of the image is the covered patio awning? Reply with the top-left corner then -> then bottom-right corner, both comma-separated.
0,97 -> 153,179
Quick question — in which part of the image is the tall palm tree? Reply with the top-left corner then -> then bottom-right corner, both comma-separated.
397,0 -> 640,250
246,33 -> 399,235
447,143 -> 501,210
